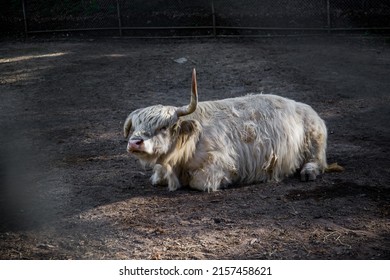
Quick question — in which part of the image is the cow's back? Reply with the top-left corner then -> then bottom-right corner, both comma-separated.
186,94 -> 325,185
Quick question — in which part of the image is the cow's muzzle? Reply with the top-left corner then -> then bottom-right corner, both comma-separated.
127,138 -> 144,153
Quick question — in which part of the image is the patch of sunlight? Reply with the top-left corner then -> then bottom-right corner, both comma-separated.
105,54 -> 126,58
0,52 -> 68,64
0,66 -> 52,84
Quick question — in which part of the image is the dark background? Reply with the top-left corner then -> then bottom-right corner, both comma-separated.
1,0 -> 390,37
0,1 -> 389,260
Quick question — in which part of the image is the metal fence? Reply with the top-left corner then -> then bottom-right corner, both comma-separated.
1,0 -> 390,37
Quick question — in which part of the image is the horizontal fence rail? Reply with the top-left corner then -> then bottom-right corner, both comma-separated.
1,0 -> 390,37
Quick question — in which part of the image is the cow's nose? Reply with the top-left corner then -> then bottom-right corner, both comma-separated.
130,139 -> 144,146
128,138 -> 144,152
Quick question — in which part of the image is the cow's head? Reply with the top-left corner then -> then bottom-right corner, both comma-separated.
124,69 -> 199,162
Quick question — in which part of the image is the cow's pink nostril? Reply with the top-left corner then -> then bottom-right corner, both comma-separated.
131,139 -> 143,145
128,139 -> 144,151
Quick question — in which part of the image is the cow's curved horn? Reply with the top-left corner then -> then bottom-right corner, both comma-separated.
177,68 -> 198,117
123,114 -> 133,138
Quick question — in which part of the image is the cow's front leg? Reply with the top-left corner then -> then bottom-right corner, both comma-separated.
189,165 -> 228,192
164,164 -> 181,191
150,164 -> 167,186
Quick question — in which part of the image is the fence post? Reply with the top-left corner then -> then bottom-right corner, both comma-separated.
21,0 -> 28,38
211,0 -> 216,37
116,0 -> 122,36
327,0 -> 331,33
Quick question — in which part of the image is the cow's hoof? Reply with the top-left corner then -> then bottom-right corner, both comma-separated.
300,170 -> 317,181
300,162 -> 319,181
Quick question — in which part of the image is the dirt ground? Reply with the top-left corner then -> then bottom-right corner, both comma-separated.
0,36 -> 389,260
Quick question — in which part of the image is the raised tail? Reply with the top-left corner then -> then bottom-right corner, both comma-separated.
325,162 -> 345,173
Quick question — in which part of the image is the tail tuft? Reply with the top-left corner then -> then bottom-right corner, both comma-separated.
325,162 -> 345,173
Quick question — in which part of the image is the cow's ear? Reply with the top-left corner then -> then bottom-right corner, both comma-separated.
173,120 -> 200,148
124,109 -> 141,138
172,119 -> 200,138
177,120 -> 200,135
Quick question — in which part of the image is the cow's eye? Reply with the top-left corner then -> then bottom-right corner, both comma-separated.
159,126 -> 168,132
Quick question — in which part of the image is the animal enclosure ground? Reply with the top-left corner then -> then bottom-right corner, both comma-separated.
0,36 -> 389,259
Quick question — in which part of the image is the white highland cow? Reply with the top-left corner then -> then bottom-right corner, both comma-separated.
124,69 -> 339,192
